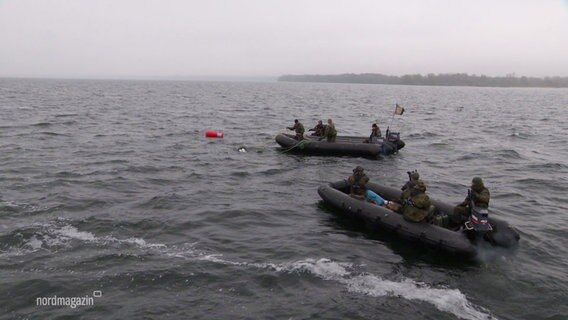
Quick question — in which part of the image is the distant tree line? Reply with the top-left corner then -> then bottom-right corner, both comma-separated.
277,73 -> 568,88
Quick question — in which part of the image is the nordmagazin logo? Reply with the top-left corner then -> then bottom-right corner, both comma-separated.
36,291 -> 102,308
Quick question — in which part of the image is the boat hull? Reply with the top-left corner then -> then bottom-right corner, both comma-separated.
276,133 -> 404,158
318,180 -> 520,258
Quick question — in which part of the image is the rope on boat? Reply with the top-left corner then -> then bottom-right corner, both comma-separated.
244,140 -> 274,151
279,138 -> 312,153
239,130 -> 289,152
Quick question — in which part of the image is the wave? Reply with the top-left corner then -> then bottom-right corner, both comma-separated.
230,171 -> 250,177
406,132 -> 441,139
515,178 -> 557,190
508,132 -> 531,139
125,165 -> 162,174
0,220 -> 497,319
35,131 -> 69,136
30,122 -> 54,127
0,199 -> 58,217
135,194 -> 184,210
525,162 -> 568,171
0,221 -> 165,258
54,113 -> 79,118
0,200 -> 23,214
492,149 -> 524,160
428,142 -> 450,148
54,171 -> 83,178
196,255 -> 497,320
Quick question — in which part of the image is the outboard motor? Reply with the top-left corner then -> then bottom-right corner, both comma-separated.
386,130 -> 405,151
465,205 -> 492,232
464,189 -> 492,239
386,131 -> 400,143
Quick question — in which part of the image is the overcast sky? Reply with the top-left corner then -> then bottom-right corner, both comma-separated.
1,0 -> 567,79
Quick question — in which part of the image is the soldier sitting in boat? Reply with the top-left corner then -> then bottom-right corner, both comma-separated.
287,119 -> 305,141
346,166 -> 391,206
400,170 -> 420,203
319,118 -> 337,142
347,166 -> 369,200
308,120 -> 325,136
364,123 -> 382,143
452,177 -> 490,225
401,180 -> 432,223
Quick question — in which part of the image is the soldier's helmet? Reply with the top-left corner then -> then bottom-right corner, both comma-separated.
411,171 -> 420,181
353,166 -> 365,175
471,177 -> 484,191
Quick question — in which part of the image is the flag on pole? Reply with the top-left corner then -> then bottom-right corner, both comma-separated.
394,104 -> 405,115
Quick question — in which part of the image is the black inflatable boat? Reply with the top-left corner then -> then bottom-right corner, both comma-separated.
275,132 -> 405,158
318,180 -> 520,258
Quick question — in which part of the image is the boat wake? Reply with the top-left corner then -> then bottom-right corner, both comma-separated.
0,221 -> 497,320
196,255 -> 497,320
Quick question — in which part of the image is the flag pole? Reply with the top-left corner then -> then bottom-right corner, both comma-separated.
388,103 -> 397,127
387,103 -> 405,137
386,103 -> 397,137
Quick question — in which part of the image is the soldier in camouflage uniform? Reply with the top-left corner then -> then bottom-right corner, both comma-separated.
364,123 -> 382,143
347,166 -> 369,200
452,177 -> 490,224
320,118 -> 337,142
369,123 -> 382,143
371,123 -> 382,138
401,180 -> 432,223
287,119 -> 305,140
400,170 -> 420,203
308,120 -> 325,136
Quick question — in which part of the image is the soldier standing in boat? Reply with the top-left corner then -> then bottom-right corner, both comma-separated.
320,118 -> 337,142
308,120 -> 325,136
287,119 -> 305,141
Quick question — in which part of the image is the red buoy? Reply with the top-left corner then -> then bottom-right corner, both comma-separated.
205,130 -> 224,138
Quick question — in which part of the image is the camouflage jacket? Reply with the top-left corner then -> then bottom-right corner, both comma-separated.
289,122 -> 305,135
370,126 -> 382,138
309,124 -> 325,136
348,174 -> 369,197
324,123 -> 337,137
402,192 -> 431,222
462,188 -> 490,208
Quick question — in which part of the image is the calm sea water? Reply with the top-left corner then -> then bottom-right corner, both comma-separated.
1,78 -> 567,320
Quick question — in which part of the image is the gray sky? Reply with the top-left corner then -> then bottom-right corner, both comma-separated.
1,0 -> 568,79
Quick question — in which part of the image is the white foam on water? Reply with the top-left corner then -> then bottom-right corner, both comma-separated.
0,234 -> 44,258
5,223 -> 496,320
0,247 -> 33,258
344,274 -> 496,320
53,225 -> 96,241
99,235 -> 166,248
192,256 -> 496,320
8,223 -> 168,253
24,235 -> 44,250
289,259 -> 496,320
63,226 -> 167,249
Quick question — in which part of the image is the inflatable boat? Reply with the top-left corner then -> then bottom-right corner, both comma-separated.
318,180 -> 520,258
275,132 -> 405,158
